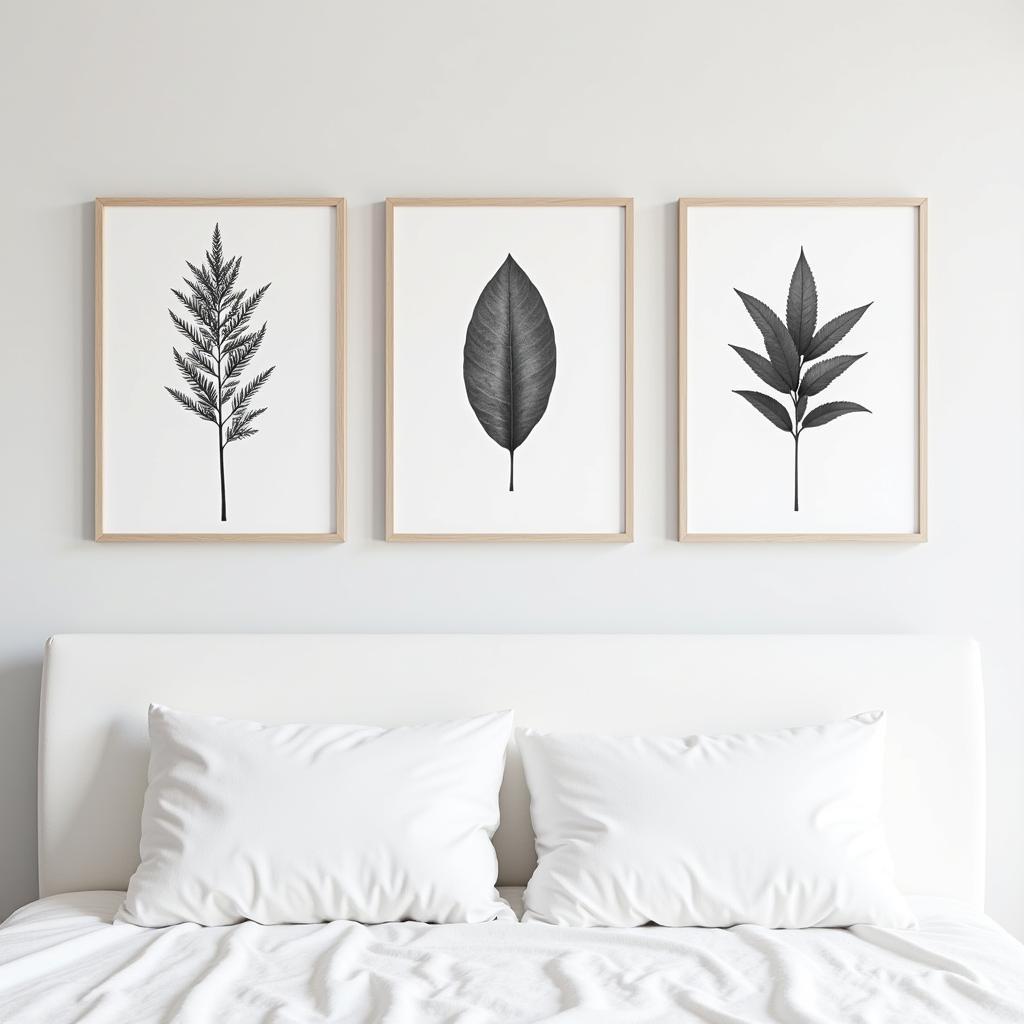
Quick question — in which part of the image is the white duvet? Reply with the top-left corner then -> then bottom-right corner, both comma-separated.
1,889 -> 1023,1023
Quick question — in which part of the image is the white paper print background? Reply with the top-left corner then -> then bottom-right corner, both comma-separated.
686,206 -> 919,535
102,205 -> 336,533
392,205 -> 626,534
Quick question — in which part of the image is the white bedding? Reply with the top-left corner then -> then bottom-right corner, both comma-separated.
1,889 -> 1022,1023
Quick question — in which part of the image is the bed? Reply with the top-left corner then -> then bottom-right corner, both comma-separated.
1,633 -> 1022,1023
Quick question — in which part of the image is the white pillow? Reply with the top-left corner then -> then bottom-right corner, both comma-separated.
118,705 -> 515,927
519,712 -> 915,929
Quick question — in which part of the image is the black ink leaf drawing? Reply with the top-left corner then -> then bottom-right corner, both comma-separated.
165,224 -> 274,522
463,254 -> 556,491
731,247 -> 871,511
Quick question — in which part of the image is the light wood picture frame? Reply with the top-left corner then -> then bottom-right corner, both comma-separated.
679,197 -> 927,542
95,197 -> 346,542
387,197 -> 634,542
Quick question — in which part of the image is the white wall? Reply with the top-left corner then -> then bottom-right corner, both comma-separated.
1,0 -> 1022,935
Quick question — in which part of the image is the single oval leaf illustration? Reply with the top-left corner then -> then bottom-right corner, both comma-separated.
786,247 -> 818,354
463,254 -> 556,491
799,352 -> 866,397
805,303 -> 872,361
801,400 -> 871,429
734,289 -> 800,388
729,345 -> 791,394
734,390 -> 793,432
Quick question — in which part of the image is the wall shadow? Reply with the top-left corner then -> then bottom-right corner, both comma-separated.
81,201 -> 95,541
0,657 -> 42,918
370,201 -> 386,540
662,201 -> 679,540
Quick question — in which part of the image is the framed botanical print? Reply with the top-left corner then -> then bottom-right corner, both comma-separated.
679,198 -> 927,542
95,197 -> 345,541
387,197 -> 634,541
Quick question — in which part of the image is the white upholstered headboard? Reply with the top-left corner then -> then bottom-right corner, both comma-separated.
38,634 -> 986,906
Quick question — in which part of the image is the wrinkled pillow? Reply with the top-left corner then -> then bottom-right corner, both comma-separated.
119,705 -> 515,926
520,712 -> 914,929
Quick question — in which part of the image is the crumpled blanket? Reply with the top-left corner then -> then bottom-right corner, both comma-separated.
1,889 -> 1022,1023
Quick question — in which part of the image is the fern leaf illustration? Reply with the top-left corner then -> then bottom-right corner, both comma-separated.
165,223 -> 274,522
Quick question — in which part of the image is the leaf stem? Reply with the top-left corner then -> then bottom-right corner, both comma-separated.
792,355 -> 803,513
793,431 -> 800,512
507,257 -> 515,493
214,265 -> 227,523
